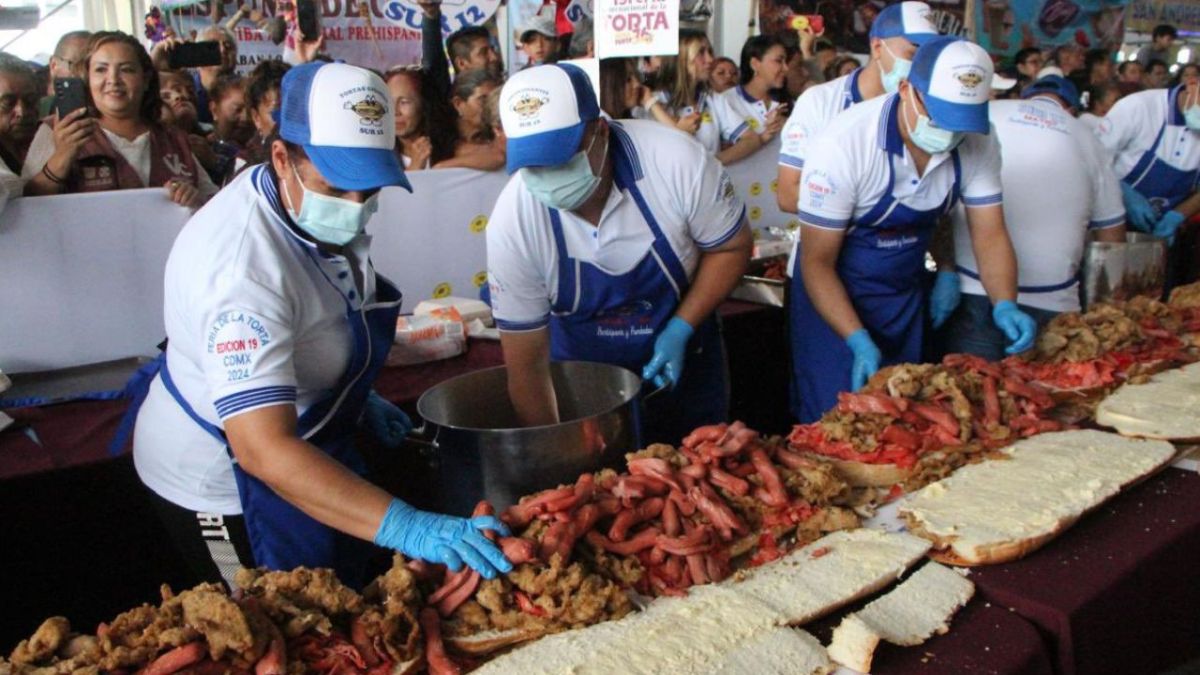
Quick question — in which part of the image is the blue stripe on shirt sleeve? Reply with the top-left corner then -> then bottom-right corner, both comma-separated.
778,154 -> 805,169
962,193 -> 1003,207
496,317 -> 550,332
798,210 -> 850,230
727,122 -> 750,143
697,205 -> 748,250
1089,214 -> 1125,230
214,385 -> 297,419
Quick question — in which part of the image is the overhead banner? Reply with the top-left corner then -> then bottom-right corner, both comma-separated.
973,0 -> 1128,58
1127,0 -> 1200,35
170,0 -> 501,73
595,0 -> 681,58
757,0 -> 968,53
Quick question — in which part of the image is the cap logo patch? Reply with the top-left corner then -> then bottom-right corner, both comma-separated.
956,71 -> 983,88
507,86 -> 553,130
346,95 -> 386,126
512,91 -> 549,119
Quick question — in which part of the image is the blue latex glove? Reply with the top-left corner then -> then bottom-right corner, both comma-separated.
641,316 -> 694,390
845,328 -> 882,392
1153,210 -> 1186,246
363,390 -> 413,449
992,300 -> 1038,354
929,270 -> 961,330
1120,182 -> 1158,233
374,499 -> 513,578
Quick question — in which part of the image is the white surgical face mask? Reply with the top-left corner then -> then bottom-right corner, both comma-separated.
521,131 -> 607,211
282,165 -> 378,246
877,40 -> 912,94
905,89 -> 963,154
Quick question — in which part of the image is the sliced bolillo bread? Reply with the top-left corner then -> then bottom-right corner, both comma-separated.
827,562 -> 974,672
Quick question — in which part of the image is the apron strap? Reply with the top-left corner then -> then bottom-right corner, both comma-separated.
160,357 -> 228,443
548,208 -> 579,314
1124,122 -> 1169,189
625,179 -> 690,297
957,265 -> 1079,293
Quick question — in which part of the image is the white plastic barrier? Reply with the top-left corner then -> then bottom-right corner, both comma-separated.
0,147 -> 787,374
0,189 -> 191,374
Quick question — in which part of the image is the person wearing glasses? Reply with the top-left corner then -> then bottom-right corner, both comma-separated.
788,37 -> 1034,422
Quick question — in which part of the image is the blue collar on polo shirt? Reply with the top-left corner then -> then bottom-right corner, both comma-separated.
879,94 -> 906,157
1168,84 -> 1187,127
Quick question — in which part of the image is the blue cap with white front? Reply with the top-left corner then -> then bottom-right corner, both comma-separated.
870,2 -> 939,46
500,63 -> 600,174
1021,74 -> 1080,110
279,61 -> 411,192
908,36 -> 994,134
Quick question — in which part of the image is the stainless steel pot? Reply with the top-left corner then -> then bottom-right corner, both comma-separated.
413,361 -> 643,516
1081,232 -> 1167,309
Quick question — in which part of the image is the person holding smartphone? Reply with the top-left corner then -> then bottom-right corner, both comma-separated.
22,32 -> 216,206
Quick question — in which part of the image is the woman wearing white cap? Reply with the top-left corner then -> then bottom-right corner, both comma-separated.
487,63 -> 752,444
122,62 -> 511,588
789,36 -> 1035,423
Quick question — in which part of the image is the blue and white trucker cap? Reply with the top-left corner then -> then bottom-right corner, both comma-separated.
869,2 -> 939,46
1022,74 -> 1081,109
501,63 -> 600,175
279,61 -> 411,192
908,36 -> 994,134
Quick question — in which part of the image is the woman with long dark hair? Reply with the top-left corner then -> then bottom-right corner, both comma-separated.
23,31 -> 215,205
710,34 -> 789,164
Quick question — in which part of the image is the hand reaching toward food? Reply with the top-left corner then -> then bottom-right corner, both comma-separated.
845,328 -> 881,391
362,390 -> 413,449
992,300 -> 1037,354
374,499 -> 513,578
642,317 -> 694,390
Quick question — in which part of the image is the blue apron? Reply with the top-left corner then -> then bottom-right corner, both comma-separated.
1124,88 -> 1200,218
116,243 -> 401,589
789,142 -> 962,423
546,126 -> 728,445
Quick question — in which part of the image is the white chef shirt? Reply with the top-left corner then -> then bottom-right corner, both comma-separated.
797,94 -> 1003,233
778,68 -> 864,171
953,97 -> 1125,313
23,123 -> 219,197
133,165 -> 381,514
1092,85 -> 1200,186
487,119 -> 747,332
711,85 -> 782,145
635,89 -> 721,155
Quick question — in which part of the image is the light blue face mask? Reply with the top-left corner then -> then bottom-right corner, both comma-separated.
906,90 -> 963,155
877,40 -> 912,94
283,166 -> 379,246
1187,106 -> 1200,131
522,132 -> 607,212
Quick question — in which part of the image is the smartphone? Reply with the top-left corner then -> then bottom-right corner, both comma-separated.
53,77 -> 88,118
168,41 -> 223,69
297,0 -> 322,42
790,14 -> 826,34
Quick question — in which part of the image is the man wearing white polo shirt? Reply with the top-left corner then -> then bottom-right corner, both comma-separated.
487,63 -> 752,444
789,37 -> 1034,423
130,62 -> 511,589
1094,76 -> 1200,252
941,75 -> 1126,360
776,1 -> 938,219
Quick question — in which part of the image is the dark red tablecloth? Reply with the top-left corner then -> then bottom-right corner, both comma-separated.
971,467 -> 1200,675
875,599 -> 1054,675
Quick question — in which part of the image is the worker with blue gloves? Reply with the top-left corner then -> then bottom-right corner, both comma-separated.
938,75 -> 1126,360
128,62 -> 512,590
789,37 -> 1035,423
1095,76 -> 1200,251
485,64 -> 751,444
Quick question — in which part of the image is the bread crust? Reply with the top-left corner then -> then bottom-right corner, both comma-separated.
445,627 -> 550,657
905,439 -> 1179,566
800,452 -> 914,487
